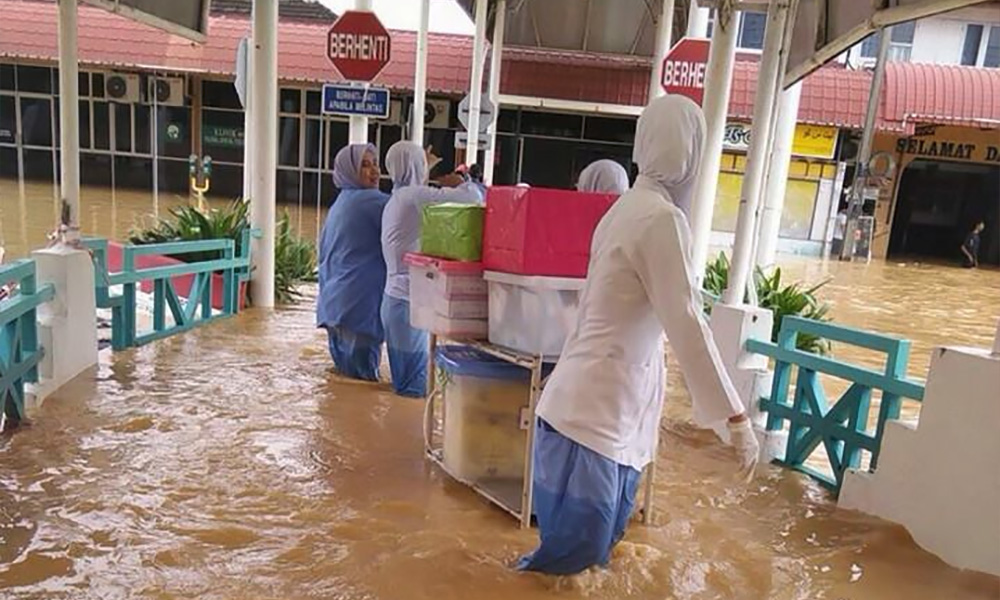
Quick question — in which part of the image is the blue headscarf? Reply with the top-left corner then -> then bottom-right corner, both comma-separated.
333,143 -> 378,190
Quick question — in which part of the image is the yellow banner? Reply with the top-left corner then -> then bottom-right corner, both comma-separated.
792,124 -> 838,160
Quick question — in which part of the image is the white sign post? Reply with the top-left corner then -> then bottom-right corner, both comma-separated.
458,94 -> 495,134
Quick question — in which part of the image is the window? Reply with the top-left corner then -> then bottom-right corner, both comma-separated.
202,79 -> 242,109
859,22 -> 915,62
78,99 -> 91,149
888,21 -> 916,62
17,66 -> 52,94
985,26 -> 1000,68
19,97 -> 52,146
114,102 -> 132,152
959,24 -> 1000,67
278,116 -> 300,167
93,101 -> 110,150
860,32 -> 881,58
706,10 -> 763,49
738,13 -> 766,50
962,25 -> 985,65
0,95 -> 15,144
280,88 -> 301,114
0,65 -> 14,92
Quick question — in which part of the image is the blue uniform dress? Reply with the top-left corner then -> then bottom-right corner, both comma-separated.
317,144 -> 390,381
381,142 -> 484,397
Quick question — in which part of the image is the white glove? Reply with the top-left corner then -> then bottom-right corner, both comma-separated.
727,418 -> 760,483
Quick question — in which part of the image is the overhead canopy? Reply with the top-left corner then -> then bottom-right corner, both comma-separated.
785,0 -> 999,88
454,0 -> 691,58
83,0 -> 211,42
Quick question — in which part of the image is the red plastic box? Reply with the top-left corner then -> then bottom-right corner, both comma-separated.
483,186 -> 618,277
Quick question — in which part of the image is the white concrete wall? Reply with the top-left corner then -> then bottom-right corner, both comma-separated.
839,342 -> 1000,577
844,14 -> 1000,66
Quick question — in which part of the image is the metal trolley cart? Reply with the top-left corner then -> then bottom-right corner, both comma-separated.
423,333 -> 656,529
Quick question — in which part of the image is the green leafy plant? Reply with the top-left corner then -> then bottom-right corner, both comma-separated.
130,198 -> 250,263
273,210 -> 317,304
703,252 -> 832,355
130,200 -> 317,305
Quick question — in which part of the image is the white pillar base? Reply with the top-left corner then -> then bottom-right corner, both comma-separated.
26,244 -> 98,410
839,345 -> 1000,576
707,304 -> 781,460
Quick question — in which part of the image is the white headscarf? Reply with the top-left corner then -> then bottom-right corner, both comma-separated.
385,141 -> 428,188
576,159 -> 629,195
632,94 -> 706,219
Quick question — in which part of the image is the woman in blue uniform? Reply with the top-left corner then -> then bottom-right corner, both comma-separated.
316,143 -> 390,381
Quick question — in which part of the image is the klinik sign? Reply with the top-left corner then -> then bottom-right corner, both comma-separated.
660,38 -> 711,106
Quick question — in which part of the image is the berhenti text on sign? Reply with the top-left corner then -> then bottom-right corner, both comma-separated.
328,31 -> 390,63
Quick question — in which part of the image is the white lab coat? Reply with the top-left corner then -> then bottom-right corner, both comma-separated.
382,141 -> 483,300
536,95 -> 746,471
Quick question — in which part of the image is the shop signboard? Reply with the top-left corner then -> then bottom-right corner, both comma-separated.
723,122 -> 838,159
203,125 -> 244,149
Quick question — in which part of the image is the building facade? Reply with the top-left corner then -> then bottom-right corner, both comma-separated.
1,0 -> 998,264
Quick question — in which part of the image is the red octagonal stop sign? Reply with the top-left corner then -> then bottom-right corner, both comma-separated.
327,10 -> 392,82
661,37 -> 711,106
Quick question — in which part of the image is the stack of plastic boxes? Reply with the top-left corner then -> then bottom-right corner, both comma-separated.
481,186 -> 619,359
404,253 -> 488,339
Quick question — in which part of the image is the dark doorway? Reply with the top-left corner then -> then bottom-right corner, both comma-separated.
888,159 -> 1000,265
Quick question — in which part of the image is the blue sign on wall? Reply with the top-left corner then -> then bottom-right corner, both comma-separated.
322,84 -> 390,118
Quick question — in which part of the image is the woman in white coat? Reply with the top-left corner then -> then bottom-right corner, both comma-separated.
517,95 -> 760,575
576,159 -> 630,195
380,141 -> 484,397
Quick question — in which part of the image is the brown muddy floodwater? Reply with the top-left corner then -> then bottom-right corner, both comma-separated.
1,180 -> 999,599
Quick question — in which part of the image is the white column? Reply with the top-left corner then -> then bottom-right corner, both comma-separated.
648,0 -> 676,102
841,26 -> 891,261
688,7 -> 738,283
250,0 -> 278,308
483,0 -> 506,184
687,1 -> 710,37
411,0 -> 431,144
754,81 -> 802,269
349,0 -> 374,144
722,1 -> 789,306
57,0 -> 80,240
465,0 -> 489,164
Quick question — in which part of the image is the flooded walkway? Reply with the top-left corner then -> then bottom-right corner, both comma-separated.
1,180 -> 999,598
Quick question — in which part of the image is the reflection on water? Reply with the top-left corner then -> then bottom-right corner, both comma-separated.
1,180 -> 999,599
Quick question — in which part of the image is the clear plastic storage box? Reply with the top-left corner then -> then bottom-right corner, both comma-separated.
483,271 -> 585,358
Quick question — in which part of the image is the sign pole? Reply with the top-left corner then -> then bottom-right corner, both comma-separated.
688,14 -> 739,284
465,0 -> 488,164
57,0 -> 80,241
648,0 -> 676,101
411,0 -> 430,144
349,0 -> 374,144
483,0 -> 506,185
841,26 -> 891,261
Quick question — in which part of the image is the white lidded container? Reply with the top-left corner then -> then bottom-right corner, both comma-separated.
406,253 -> 488,339
437,345 -> 531,483
483,271 -> 585,358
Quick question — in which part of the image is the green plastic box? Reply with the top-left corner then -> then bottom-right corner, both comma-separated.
420,203 -> 485,261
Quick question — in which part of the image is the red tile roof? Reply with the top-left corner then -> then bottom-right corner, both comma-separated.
2,0 -> 998,133
883,62 -> 1000,130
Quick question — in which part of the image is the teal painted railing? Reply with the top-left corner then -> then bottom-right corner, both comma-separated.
0,260 -> 55,429
748,316 -> 926,495
84,230 -> 254,351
